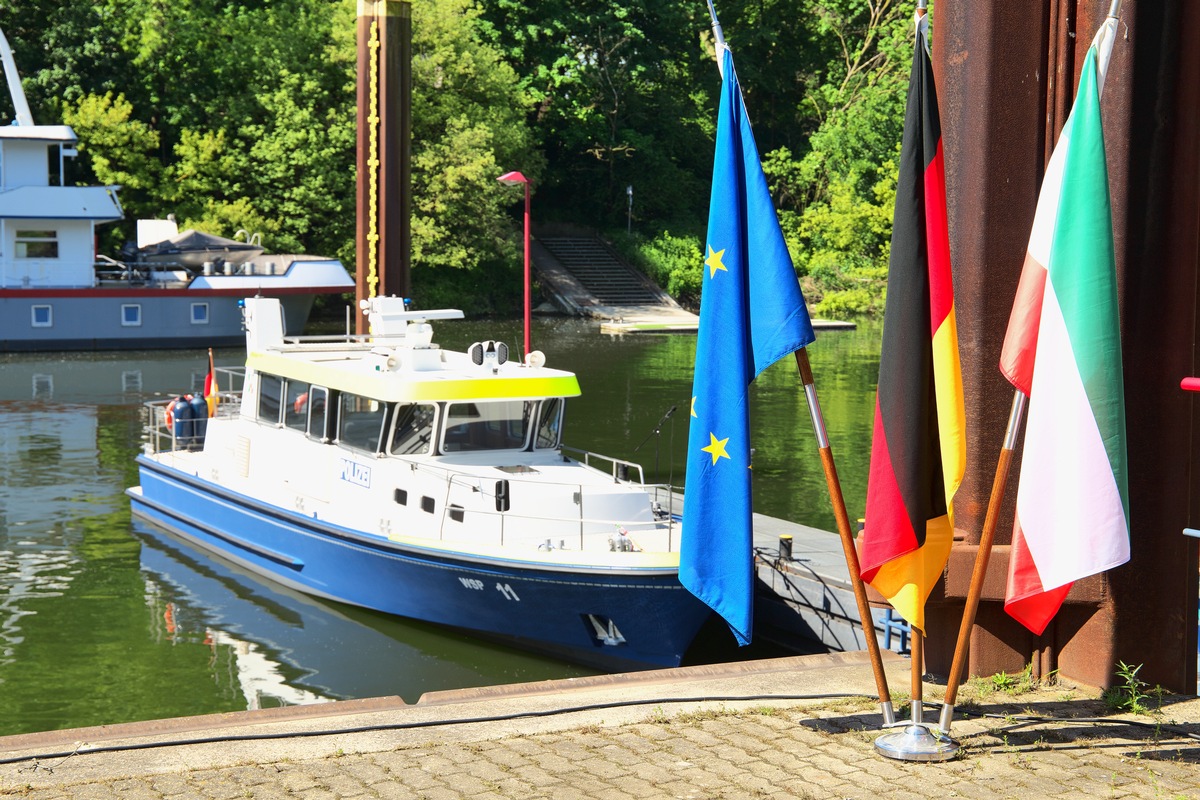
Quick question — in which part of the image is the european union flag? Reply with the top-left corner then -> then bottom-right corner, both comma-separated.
680,47 -> 816,646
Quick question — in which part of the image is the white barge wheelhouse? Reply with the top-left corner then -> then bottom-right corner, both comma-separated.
128,297 -> 712,671
0,26 -> 353,352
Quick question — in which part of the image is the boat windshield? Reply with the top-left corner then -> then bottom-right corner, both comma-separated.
442,400 -> 533,453
535,397 -> 563,449
337,393 -> 388,454
389,402 -> 437,456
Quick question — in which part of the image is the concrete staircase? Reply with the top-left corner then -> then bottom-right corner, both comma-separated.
532,232 -> 698,331
537,236 -> 664,306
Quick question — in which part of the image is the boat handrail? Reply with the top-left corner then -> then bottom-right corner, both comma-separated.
139,366 -> 247,453
269,337 -> 402,353
559,445 -> 646,486
428,465 -> 678,551
433,500 -> 678,553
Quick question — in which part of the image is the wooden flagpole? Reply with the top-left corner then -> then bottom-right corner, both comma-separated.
704,0 -> 893,725
938,390 -> 1027,732
795,350 -> 895,724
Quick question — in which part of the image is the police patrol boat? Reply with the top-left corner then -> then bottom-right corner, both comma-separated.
127,296 -> 712,671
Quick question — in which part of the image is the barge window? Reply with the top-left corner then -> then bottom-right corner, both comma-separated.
306,386 -> 330,441
257,374 -> 283,425
190,303 -> 209,324
337,392 -> 388,454
442,400 -> 532,452
283,380 -> 310,432
121,304 -> 142,326
15,230 -> 58,259
390,403 -> 436,455
535,398 -> 563,449
31,305 -> 52,327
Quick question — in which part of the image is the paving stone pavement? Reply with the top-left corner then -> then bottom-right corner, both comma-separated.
0,652 -> 1197,799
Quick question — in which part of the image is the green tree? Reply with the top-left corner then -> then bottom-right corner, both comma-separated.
475,0 -> 714,229
0,1 -> 135,123
764,0 -> 911,317
408,0 -> 541,310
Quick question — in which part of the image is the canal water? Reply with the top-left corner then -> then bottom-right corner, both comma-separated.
0,315 -> 881,736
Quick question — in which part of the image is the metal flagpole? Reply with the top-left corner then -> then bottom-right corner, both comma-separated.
704,0 -> 894,726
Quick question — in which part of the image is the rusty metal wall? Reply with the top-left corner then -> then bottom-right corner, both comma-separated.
930,0 -> 1200,692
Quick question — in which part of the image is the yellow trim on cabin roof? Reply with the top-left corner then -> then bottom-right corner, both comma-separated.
247,351 -> 582,402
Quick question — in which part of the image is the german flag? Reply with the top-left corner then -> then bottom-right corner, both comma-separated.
859,12 -> 965,634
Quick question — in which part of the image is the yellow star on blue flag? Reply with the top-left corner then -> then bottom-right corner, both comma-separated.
681,45 -> 816,647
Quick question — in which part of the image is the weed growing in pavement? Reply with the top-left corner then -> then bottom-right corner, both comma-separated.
978,664 -> 1041,698
673,706 -> 730,724
1101,661 -> 1166,715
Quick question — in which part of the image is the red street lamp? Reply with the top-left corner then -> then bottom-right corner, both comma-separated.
497,170 -> 532,358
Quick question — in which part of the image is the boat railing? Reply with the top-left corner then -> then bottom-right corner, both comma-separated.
140,367 -> 246,454
94,256 -> 189,287
559,445 -> 646,486
430,467 -> 680,552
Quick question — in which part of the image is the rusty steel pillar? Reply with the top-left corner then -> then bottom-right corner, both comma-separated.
356,0 -> 412,333
929,0 -> 1200,692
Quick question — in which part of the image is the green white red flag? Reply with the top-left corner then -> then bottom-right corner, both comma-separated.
999,17 -> 1129,635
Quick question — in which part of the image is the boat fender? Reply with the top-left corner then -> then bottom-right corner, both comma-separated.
170,396 -> 195,445
188,394 -> 209,445
495,479 -> 510,512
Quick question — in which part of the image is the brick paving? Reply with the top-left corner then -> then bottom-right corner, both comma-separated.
0,653 -> 1197,799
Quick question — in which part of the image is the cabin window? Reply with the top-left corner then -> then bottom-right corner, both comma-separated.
389,403 -> 437,456
535,398 -> 564,449
31,305 -> 52,327
121,304 -> 142,326
190,303 -> 210,324
15,230 -> 58,259
337,392 -> 388,454
306,386 -> 330,441
283,380 -> 311,432
257,374 -> 283,425
442,400 -> 532,453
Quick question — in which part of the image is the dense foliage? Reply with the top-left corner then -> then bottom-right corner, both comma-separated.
0,0 -> 915,317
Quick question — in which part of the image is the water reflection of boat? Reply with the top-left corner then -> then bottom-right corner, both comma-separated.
134,520 -> 592,704
0,27 -> 352,353
129,296 -> 713,672
0,350 -> 229,405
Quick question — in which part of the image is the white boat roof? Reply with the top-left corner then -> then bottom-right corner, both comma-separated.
0,185 -> 122,220
0,124 -> 77,143
248,344 -> 582,403
190,258 -> 354,290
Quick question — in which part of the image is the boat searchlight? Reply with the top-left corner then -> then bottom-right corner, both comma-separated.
468,340 -> 508,372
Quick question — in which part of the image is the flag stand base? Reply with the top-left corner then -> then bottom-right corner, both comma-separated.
874,723 -> 958,762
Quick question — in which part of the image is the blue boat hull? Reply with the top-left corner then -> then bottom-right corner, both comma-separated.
130,456 -> 713,672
